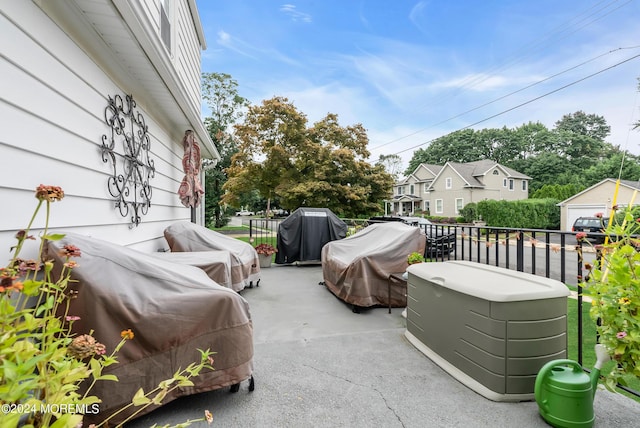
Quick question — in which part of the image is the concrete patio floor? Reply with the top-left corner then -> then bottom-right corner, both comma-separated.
126,264 -> 640,428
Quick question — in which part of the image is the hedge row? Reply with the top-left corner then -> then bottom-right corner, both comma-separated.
459,198 -> 560,230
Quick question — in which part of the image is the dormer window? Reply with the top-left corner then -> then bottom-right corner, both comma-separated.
493,169 -> 499,175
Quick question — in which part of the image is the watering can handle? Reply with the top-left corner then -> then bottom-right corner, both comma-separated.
534,359 -> 583,405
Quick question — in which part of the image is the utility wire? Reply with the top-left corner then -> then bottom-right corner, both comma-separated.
433,0 -> 632,102
372,0 -> 634,150
391,52 -> 640,156
371,46 -> 640,151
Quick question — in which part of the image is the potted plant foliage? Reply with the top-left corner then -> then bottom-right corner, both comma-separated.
407,251 -> 425,265
255,243 -> 277,268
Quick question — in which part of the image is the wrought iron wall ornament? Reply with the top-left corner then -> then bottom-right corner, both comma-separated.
101,94 -> 155,228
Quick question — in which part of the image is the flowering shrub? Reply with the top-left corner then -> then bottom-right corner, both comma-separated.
582,206 -> 640,391
255,243 -> 277,256
0,185 -> 213,427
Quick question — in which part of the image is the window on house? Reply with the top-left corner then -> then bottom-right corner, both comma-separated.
455,198 -> 463,214
509,179 -> 514,190
424,201 -> 430,212
435,199 -> 443,214
445,177 -> 452,189
522,181 -> 527,191
397,186 -> 404,195
160,0 -> 171,53
410,184 -> 414,195
503,178 -> 507,187
424,183 -> 429,192
493,169 -> 499,175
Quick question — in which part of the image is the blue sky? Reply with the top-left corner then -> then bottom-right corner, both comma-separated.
198,0 -> 640,170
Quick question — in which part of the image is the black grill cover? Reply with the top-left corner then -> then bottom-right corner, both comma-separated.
275,208 -> 347,264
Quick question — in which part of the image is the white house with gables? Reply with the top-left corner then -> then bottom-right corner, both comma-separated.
388,160 -> 531,217
0,0 -> 218,260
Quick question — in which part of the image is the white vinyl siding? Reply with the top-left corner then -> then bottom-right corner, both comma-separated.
175,0 -> 202,110
0,0 -> 197,259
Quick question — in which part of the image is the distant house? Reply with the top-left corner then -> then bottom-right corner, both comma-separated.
558,178 -> 640,231
1,0 -> 218,259
387,160 -> 531,217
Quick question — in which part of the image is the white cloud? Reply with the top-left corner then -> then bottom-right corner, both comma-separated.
408,1 -> 429,33
280,4 -> 312,23
215,30 -> 257,59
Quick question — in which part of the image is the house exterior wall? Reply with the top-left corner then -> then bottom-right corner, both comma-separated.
482,168 -> 529,200
559,180 -> 639,231
389,162 -> 530,218
428,166 -> 469,216
0,0 -> 207,261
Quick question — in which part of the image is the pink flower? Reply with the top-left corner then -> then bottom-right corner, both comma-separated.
35,184 -> 64,202
59,244 -> 81,258
576,232 -> 587,240
617,331 -> 627,339
66,315 -> 81,322
595,212 -> 603,218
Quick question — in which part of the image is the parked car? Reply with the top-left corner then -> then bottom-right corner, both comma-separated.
235,209 -> 255,216
572,216 -> 609,244
367,216 -> 456,257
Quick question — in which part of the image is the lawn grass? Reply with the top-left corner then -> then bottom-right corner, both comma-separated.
567,298 -> 640,401
212,225 -> 250,232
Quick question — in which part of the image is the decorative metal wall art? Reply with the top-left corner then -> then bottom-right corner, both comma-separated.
101,94 -> 155,228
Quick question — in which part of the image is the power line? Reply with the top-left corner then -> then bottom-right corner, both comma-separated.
371,46 -> 639,152
391,52 -> 640,156
371,0 -> 634,151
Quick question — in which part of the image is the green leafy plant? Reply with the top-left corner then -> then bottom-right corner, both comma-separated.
407,252 -> 425,265
0,185 -> 214,427
582,206 -> 640,391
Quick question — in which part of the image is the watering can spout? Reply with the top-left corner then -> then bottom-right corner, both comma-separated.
591,344 -> 610,399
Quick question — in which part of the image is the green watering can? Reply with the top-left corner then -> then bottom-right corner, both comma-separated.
534,345 -> 610,428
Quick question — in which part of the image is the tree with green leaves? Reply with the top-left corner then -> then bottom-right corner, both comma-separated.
201,72 -> 249,227
552,111 -> 612,169
223,97 -> 394,218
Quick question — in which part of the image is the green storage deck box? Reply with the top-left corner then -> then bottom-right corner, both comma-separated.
405,261 -> 570,401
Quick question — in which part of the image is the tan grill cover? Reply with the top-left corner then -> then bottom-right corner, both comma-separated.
45,233 -> 254,425
151,250 -> 234,290
322,222 -> 426,308
164,221 -> 260,290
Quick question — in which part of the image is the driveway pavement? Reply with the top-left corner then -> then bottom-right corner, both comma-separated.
126,264 -> 640,428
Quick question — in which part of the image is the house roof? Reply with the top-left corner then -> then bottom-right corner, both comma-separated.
395,160 -> 530,188
431,160 -> 531,189
41,0 -> 219,160
558,178 -> 640,205
415,163 -> 443,176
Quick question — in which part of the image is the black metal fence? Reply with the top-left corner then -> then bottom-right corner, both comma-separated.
247,218 -> 639,398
